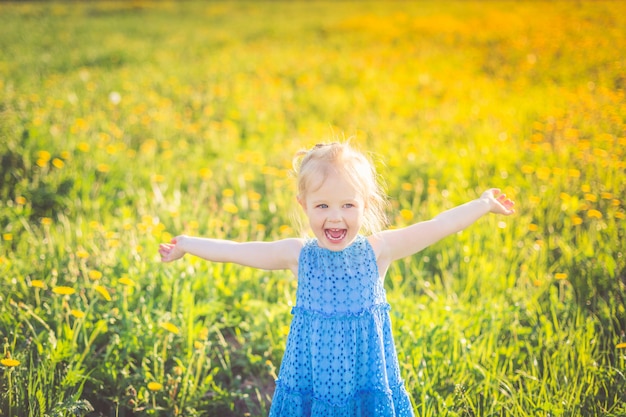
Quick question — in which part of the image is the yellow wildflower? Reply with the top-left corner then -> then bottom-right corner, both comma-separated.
31,280 -> 45,288
95,285 -> 112,301
38,150 -> 51,162
118,277 -> 135,286
160,322 -> 180,335
52,158 -> 65,169
88,270 -> 103,280
147,382 -> 163,391
52,286 -> 76,295
587,209 -> 603,219
568,169 -> 581,178
223,202 -> 238,214
97,163 -> 110,173
1,358 -> 20,367
400,209 -> 414,222
70,309 -> 86,318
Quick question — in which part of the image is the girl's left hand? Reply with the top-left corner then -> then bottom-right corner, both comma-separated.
482,188 -> 516,215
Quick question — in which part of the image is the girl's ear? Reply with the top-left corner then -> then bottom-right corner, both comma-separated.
297,196 -> 306,210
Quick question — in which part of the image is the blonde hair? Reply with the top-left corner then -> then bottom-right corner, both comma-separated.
293,142 -> 388,234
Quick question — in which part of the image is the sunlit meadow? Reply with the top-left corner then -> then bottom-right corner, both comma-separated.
0,1 -> 625,416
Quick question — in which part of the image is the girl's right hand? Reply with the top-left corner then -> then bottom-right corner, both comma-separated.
159,236 -> 187,262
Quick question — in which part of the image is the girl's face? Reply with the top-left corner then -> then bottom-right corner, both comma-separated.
298,169 -> 365,251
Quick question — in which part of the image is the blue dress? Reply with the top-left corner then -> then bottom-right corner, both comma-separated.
269,235 -> 415,417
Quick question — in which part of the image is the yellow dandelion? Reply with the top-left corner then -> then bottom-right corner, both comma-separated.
616,212 -> 625,220
52,286 -> 76,295
617,342 -> 626,349
97,163 -> 110,173
198,167 -> 212,180
521,165 -> 534,175
94,285 -> 112,301
528,223 -> 539,232
37,150 -> 51,162
612,199 -> 621,207
70,309 -> 86,318
587,209 -> 603,219
1,358 -> 20,367
571,215 -> 583,225
118,277 -> 135,286
30,280 -> 45,288
279,225 -> 293,235
222,188 -> 235,198
16,196 -> 27,205
584,194 -> 597,202
555,273 -> 568,280
76,249 -> 89,259
151,174 -> 165,183
3,233 -> 12,241
535,167 -> 551,180
88,270 -> 103,280
568,169 -> 581,178
77,142 -> 90,152
223,202 -> 239,214
601,192 -> 613,200
147,382 -> 163,392
160,322 -> 180,335
401,182 -> 413,191
52,158 -> 65,169
400,209 -> 414,222
194,340 -> 204,350
247,191 -> 262,201
41,217 -> 52,226
559,192 -> 571,201
581,184 -> 591,193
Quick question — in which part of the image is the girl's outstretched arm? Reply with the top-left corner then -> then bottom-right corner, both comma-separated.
159,236 -> 303,274
373,188 -> 515,268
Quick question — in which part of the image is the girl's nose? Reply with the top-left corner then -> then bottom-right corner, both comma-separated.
327,209 -> 342,222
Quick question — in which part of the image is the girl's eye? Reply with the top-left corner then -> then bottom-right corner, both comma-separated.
344,203 -> 354,208
317,204 -> 328,209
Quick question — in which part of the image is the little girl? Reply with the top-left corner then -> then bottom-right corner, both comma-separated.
159,142 -> 515,417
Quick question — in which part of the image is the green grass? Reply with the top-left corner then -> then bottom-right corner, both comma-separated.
1,1 -> 625,416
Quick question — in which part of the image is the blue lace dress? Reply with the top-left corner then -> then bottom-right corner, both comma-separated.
268,235 -> 415,417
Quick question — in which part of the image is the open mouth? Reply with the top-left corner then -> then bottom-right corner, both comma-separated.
325,228 -> 347,243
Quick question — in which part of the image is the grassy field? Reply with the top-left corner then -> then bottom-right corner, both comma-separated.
1,1 -> 625,416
